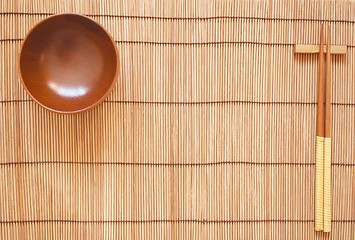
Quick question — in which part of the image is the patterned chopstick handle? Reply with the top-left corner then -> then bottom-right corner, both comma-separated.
323,137 -> 332,232
315,136 -> 324,231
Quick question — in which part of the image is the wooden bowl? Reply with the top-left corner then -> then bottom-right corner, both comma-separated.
19,13 -> 119,114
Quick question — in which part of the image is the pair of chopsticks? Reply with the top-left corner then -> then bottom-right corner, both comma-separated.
315,24 -> 332,233
294,24 -> 347,233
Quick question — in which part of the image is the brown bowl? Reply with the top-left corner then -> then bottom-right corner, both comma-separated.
19,13 -> 119,114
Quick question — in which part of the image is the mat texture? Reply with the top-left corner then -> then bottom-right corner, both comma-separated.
0,0 -> 355,239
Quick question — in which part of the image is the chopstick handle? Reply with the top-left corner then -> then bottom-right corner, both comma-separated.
315,136 -> 325,231
315,24 -> 325,231
324,137 -> 331,232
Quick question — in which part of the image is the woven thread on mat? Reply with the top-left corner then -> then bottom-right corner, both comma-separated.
324,137 -> 332,232
315,136 -> 325,231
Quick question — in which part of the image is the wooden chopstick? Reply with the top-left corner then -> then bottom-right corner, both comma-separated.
323,25 -> 332,233
315,24 -> 325,231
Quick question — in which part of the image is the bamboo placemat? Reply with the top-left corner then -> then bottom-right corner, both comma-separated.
1,0 -> 355,239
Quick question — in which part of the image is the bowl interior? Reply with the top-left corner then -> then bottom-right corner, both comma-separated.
20,14 -> 118,113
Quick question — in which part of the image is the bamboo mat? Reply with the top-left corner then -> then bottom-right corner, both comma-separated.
1,0 -> 355,239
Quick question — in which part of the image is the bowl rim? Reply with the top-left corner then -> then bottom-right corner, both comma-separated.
18,13 -> 120,114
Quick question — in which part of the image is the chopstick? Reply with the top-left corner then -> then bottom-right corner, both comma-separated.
315,24 -> 325,231
323,25 -> 332,233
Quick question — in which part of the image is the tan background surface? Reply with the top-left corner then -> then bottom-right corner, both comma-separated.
0,0 -> 354,239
